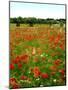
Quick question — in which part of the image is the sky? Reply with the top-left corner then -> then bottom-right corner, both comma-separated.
10,2 -> 65,19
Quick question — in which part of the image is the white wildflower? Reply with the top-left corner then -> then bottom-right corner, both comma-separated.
53,79 -> 57,82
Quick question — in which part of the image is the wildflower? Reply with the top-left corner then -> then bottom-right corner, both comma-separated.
10,78 -> 16,83
10,78 -> 19,88
59,69 -> 65,75
40,54 -> 44,57
25,34 -> 34,41
33,67 -> 41,78
57,34 -> 61,39
54,59 -> 61,65
10,64 -> 14,70
20,54 -> 28,60
21,75 -> 27,80
41,73 -> 49,79
49,36 -> 54,42
13,56 -> 21,64
54,35 -> 60,45
12,83 -> 19,89
53,79 -> 57,83
18,63 -> 22,69
20,54 -> 29,63
59,44 -> 64,50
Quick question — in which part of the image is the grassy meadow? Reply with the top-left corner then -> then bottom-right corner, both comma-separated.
9,23 -> 66,89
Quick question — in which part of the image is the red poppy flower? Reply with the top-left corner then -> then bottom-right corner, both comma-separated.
20,54 -> 29,63
54,59 -> 61,65
13,56 -> 21,64
57,34 -> 61,39
16,32 -> 20,38
59,69 -> 65,75
49,36 -> 54,42
10,78 -> 16,83
54,36 -> 60,45
18,63 -> 22,69
24,34 -> 34,41
10,78 -> 18,88
20,54 -> 28,60
33,67 -> 41,78
41,73 -> 49,79
10,78 -> 19,89
12,83 -> 19,89
60,44 -> 64,50
21,75 -> 27,80
10,64 -> 14,70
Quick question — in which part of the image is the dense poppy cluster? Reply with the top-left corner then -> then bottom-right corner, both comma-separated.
10,26 -> 66,88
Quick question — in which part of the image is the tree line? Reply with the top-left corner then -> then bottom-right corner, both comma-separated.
10,17 -> 66,27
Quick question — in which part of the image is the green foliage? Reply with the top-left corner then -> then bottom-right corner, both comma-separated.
10,17 -> 66,25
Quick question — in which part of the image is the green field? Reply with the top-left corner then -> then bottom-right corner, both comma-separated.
10,23 -> 66,89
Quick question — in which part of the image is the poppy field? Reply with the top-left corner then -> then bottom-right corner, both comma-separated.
9,24 -> 66,89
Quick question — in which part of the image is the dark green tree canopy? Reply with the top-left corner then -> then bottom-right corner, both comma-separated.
10,17 -> 66,25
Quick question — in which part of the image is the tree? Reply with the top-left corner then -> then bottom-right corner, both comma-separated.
16,17 -> 23,27
26,18 -> 34,27
10,17 -> 66,27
